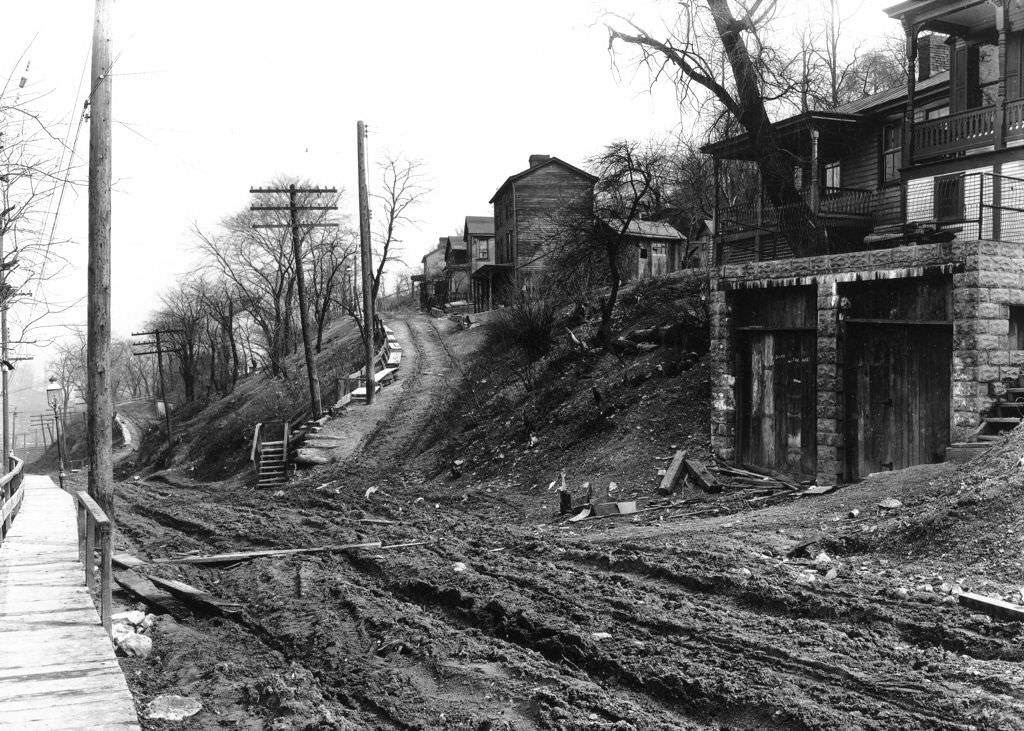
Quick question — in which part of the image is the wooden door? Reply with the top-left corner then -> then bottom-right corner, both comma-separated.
844,324 -> 951,480
738,330 -> 817,477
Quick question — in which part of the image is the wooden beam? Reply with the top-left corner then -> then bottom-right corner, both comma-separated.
958,591 -> 1024,620
658,450 -> 687,495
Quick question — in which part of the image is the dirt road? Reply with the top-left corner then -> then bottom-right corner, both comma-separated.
109,312 -> 1024,730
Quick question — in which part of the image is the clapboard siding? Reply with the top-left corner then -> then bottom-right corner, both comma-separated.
492,161 -> 594,278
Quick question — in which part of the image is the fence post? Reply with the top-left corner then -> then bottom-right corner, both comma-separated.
76,499 -> 86,565
100,524 -> 112,635
84,514 -> 95,589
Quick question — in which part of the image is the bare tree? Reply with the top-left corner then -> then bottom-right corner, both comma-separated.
606,1 -> 823,256
547,140 -> 670,347
371,155 -> 428,301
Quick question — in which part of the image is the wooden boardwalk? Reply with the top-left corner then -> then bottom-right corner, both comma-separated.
0,475 -> 139,729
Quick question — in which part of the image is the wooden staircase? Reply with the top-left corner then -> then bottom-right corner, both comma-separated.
251,422 -> 289,488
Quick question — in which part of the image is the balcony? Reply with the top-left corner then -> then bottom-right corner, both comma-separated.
715,173 -> 1024,266
914,99 -> 1024,160
716,187 -> 900,264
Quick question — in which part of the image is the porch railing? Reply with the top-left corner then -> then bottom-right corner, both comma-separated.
717,172 -> 1024,265
717,187 -> 876,236
914,106 -> 995,158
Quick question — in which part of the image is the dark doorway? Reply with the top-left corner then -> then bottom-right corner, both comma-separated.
733,286 -> 817,478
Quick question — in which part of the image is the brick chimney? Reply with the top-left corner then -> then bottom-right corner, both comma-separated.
918,34 -> 950,81
528,154 -> 551,168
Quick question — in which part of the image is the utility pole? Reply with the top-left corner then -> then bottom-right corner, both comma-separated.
357,121 -> 375,404
88,0 -> 114,517
250,185 -> 337,419
131,328 -> 180,447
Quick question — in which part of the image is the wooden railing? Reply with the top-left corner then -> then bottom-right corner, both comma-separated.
0,456 -> 25,546
1006,98 -> 1024,140
75,490 -> 112,635
718,187 -> 875,235
914,106 -> 996,158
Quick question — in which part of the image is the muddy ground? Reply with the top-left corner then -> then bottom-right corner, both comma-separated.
80,312 -> 1024,730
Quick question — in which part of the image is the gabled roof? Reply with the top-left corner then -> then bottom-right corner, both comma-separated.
489,156 -> 598,204
464,216 -> 494,237
835,70 -> 948,115
603,217 -> 686,241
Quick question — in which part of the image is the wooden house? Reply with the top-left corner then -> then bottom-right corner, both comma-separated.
604,218 -> 688,281
705,0 -> 1024,486
489,155 -> 598,294
443,235 -> 470,303
420,242 -> 446,309
462,216 -> 503,311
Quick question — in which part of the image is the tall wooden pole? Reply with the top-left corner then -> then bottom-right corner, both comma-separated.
289,184 -> 323,418
88,0 -> 114,516
357,121 -> 375,404
154,330 -> 173,445
0,228 -> 8,464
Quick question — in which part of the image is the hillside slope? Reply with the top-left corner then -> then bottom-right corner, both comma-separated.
58,285 -> 1024,731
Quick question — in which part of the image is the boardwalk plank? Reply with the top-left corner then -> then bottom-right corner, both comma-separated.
0,475 -> 140,729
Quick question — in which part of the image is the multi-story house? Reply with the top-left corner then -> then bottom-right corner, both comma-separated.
462,216 -> 499,311
419,242 -> 446,309
489,154 -> 598,295
443,235 -> 470,303
705,0 -> 1024,485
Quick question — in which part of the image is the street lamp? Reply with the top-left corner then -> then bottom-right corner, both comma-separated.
45,376 -> 66,490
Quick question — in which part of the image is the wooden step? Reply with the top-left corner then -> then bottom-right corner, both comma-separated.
976,434 -> 1002,442
984,417 -> 1021,424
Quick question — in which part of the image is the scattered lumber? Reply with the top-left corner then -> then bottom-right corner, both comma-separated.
112,553 -> 147,569
147,575 -> 243,617
113,570 -> 191,617
151,540 -> 385,565
684,458 -> 720,493
658,450 -> 687,495
958,591 -> 1024,621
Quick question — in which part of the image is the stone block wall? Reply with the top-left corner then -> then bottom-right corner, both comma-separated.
709,240 -> 1024,483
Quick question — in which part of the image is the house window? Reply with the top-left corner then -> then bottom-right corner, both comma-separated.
478,237 -> 490,260
881,123 -> 902,185
1010,307 -> 1024,350
793,165 -> 804,191
651,242 -> 666,256
639,246 -> 648,259
824,161 -> 841,191
934,174 -> 965,221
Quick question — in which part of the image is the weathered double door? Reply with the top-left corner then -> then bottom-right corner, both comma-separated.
843,322 -> 951,479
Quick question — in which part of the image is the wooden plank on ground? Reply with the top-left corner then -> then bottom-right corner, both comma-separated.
658,450 -> 686,495
150,540 -> 384,565
958,591 -> 1024,620
146,575 -> 243,617
113,570 -> 191,617
684,458 -> 720,493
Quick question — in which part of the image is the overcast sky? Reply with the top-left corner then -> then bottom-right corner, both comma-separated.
1,0 -> 899,351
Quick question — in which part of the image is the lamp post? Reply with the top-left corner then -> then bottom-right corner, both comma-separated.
45,376 -> 66,490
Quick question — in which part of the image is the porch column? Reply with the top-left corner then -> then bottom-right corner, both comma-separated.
902,20 -> 919,168
995,0 -> 1008,149
713,156 -> 721,266
809,127 -> 821,215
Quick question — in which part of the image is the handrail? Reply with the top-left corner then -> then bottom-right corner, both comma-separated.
0,456 -> 25,545
250,422 -> 263,464
75,491 -> 112,636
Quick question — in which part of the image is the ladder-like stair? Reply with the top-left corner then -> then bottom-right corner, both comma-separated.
947,391 -> 1024,462
256,439 -> 287,488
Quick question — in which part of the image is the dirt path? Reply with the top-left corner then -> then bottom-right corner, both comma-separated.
300,313 -> 460,466
108,312 -> 1024,730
